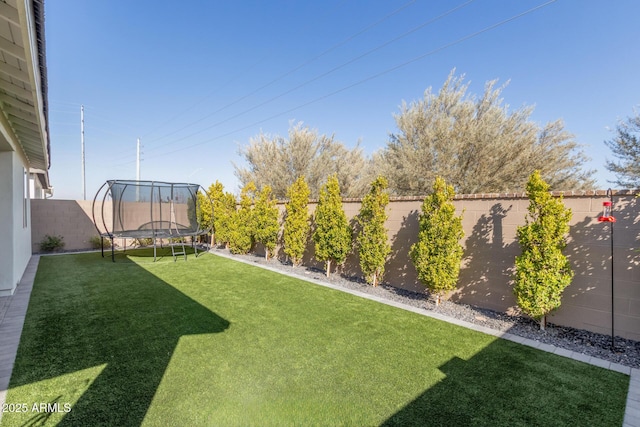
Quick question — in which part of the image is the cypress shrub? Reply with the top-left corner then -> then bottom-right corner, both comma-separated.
229,182 -> 256,254
355,176 -> 390,286
514,170 -> 573,330
253,185 -> 280,260
410,177 -> 464,305
313,175 -> 351,277
283,176 -> 311,266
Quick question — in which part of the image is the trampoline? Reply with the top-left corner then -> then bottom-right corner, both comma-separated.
92,180 -> 213,261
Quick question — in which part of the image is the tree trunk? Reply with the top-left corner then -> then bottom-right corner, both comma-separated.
540,315 -> 547,331
326,260 -> 331,277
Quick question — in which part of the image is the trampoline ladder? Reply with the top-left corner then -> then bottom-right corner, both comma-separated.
169,200 -> 187,262
170,239 -> 187,262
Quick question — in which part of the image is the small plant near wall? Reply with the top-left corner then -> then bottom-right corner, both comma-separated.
40,234 -> 65,252
410,177 -> 464,305
514,170 -> 573,330
135,237 -> 153,247
89,235 -> 111,249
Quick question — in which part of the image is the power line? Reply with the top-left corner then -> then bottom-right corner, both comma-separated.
142,0 -> 470,155
141,0 -> 419,147
138,53 -> 271,140
49,100 -> 82,107
137,0 -> 557,164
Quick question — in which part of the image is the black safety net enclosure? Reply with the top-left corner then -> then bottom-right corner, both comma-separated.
92,180 -> 212,261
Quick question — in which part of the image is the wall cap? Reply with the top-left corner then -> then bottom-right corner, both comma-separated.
280,189 -> 639,204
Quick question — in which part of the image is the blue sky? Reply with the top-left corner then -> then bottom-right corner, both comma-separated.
45,0 -> 640,199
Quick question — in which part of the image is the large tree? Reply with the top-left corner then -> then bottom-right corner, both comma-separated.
381,71 -> 595,195
604,110 -> 640,188
234,122 -> 370,198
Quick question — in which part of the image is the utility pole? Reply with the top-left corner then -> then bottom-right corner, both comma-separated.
136,137 -> 140,181
81,104 -> 85,200
135,137 -> 141,201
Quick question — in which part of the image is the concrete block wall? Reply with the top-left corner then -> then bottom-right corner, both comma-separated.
31,199 -> 110,252
31,191 -> 640,340
288,191 -> 640,340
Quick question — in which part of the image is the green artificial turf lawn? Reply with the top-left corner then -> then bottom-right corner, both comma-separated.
2,249 -> 629,426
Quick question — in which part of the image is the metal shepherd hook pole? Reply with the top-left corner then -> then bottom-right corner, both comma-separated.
609,189 -> 614,351
597,188 -> 615,350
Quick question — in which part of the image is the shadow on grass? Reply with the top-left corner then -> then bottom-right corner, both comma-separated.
111,244 -> 201,263
7,250 -> 229,426
381,338 -> 628,427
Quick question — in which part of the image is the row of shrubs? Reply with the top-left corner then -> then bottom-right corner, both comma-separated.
201,171 -> 573,330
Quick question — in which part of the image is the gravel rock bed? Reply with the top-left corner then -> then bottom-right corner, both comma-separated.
210,248 -> 640,369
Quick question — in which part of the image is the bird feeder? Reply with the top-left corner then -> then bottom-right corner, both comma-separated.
598,201 -> 616,223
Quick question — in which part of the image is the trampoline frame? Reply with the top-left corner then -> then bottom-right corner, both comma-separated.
92,180 -> 213,262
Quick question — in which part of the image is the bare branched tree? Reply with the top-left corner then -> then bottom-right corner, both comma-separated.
381,71 -> 595,195
234,122 -> 369,198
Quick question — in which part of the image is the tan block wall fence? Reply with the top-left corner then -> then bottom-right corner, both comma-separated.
32,192 -> 640,340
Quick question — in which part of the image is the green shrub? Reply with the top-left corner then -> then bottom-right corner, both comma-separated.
313,175 -> 351,277
514,171 -> 573,330
89,235 -> 111,249
199,181 -> 223,232
213,192 -> 236,249
355,176 -> 390,286
135,238 -> 153,247
229,182 -> 256,254
283,176 -> 311,266
410,177 -> 464,305
40,234 -> 65,252
199,181 -> 237,247
252,185 -> 280,260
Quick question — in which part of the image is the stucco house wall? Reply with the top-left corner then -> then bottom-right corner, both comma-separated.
0,151 -> 32,296
0,0 -> 51,296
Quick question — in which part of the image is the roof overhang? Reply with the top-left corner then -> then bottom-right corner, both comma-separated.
0,0 -> 50,190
